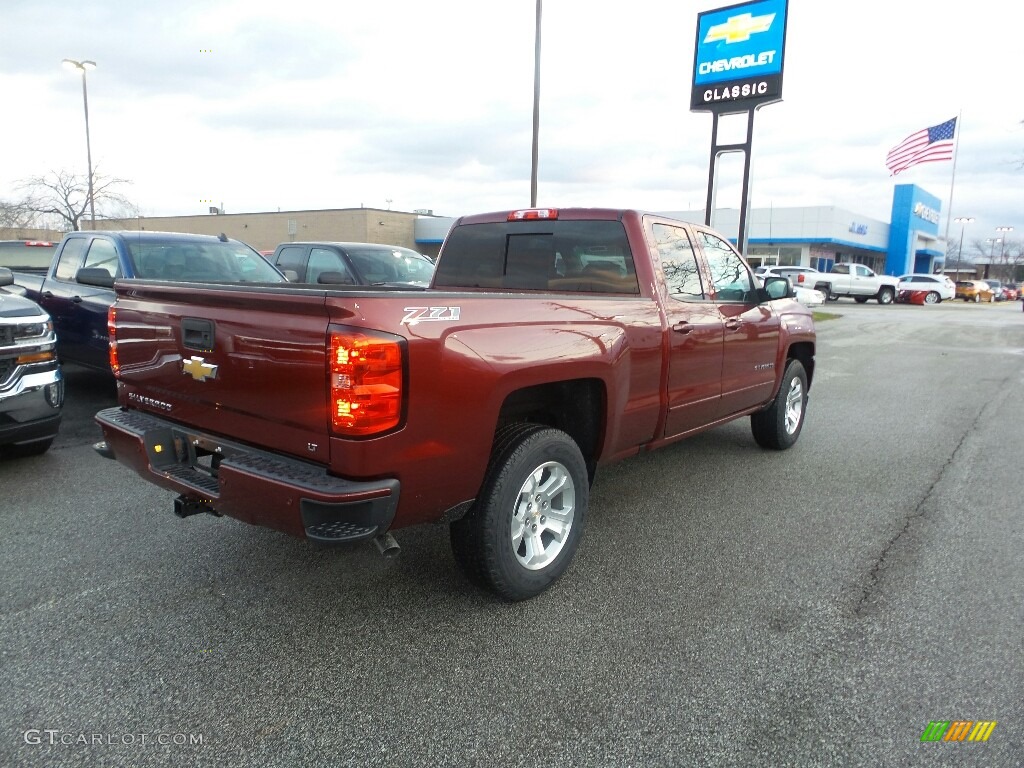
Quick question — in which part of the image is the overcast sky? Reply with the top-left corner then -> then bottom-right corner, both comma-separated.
2,0 -> 1021,255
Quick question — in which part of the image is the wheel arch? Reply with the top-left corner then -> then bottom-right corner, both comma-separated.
496,378 -> 605,484
786,341 -> 815,390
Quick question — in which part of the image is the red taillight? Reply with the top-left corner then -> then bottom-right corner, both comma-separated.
107,306 -> 120,377
24,240 -> 54,247
508,208 -> 559,221
797,273 -> 805,283
329,329 -> 403,437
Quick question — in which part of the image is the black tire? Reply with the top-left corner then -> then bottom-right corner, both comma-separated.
751,360 -> 807,450
450,424 -> 588,601
877,287 -> 895,305
854,296 -> 869,304
924,291 -> 940,305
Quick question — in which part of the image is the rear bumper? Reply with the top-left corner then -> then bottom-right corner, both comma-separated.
94,407 -> 399,542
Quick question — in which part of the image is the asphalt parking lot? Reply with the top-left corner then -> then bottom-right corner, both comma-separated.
2,299 -> 1022,767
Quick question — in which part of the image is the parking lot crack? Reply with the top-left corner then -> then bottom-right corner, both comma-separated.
850,372 -> 1013,617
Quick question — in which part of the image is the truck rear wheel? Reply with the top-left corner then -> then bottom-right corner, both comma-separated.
450,424 -> 588,601
750,360 -> 807,450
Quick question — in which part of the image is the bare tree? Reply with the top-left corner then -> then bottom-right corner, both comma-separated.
994,239 -> 1022,283
16,169 -> 137,231
0,198 -> 40,229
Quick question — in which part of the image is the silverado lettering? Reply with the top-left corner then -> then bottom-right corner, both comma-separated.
95,208 -> 816,601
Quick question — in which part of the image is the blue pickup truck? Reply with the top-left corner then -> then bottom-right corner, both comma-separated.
13,231 -> 286,372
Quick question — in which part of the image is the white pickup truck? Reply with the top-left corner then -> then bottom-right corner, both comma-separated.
813,263 -> 899,305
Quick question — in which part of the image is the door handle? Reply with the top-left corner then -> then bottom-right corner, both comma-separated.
672,322 -> 692,334
42,291 -> 53,298
725,318 -> 741,330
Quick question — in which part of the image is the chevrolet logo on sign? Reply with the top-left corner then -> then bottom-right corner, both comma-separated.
182,356 -> 218,382
704,12 -> 775,44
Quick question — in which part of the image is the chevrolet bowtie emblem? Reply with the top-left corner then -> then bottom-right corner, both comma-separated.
182,356 -> 218,382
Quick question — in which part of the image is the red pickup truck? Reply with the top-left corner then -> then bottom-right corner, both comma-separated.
95,208 -> 816,600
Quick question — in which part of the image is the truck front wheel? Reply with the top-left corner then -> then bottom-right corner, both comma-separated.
450,424 -> 588,601
750,360 -> 807,450
877,287 -> 895,305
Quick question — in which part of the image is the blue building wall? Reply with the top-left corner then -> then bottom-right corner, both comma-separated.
887,184 -> 942,275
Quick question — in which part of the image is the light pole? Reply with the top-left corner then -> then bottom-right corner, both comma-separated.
62,58 -> 97,230
995,226 -> 1013,279
953,216 -> 973,282
530,0 -> 542,207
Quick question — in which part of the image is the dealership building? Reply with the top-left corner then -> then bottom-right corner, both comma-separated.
7,183 -> 944,277
415,183 -> 947,276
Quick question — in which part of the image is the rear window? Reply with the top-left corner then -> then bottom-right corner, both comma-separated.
434,220 -> 639,294
345,246 -> 435,285
0,240 -> 58,269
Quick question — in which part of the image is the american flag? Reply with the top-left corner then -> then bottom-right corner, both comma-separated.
885,118 -> 957,175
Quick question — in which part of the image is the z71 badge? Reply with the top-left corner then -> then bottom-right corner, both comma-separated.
401,306 -> 461,325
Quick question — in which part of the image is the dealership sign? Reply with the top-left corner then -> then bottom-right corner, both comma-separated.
691,0 -> 789,112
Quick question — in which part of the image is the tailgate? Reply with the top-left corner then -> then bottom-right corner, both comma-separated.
111,282 -> 333,463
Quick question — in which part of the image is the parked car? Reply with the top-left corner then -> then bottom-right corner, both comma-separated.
754,265 -> 824,287
791,286 -> 826,308
755,266 -> 826,308
896,273 -> 956,304
269,242 -> 435,287
955,280 -> 995,303
983,279 -> 1006,301
1003,283 -> 1019,301
0,267 -> 63,456
11,231 -> 286,373
813,263 -> 899,304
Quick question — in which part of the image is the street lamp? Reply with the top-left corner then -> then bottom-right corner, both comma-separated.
995,226 -> 1013,276
953,216 -> 974,282
62,58 -> 97,230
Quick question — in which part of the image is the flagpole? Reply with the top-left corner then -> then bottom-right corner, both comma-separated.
942,109 -> 963,250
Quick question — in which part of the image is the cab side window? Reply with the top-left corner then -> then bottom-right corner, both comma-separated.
82,238 -> 120,278
274,246 -> 306,277
309,248 -> 354,284
653,223 -> 705,300
53,238 -> 89,281
699,231 -> 754,303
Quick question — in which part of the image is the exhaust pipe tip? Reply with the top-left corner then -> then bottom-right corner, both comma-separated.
373,532 -> 400,558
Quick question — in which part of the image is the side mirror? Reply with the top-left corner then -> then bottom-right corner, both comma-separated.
760,275 -> 792,302
76,268 -> 116,288
0,267 -> 13,287
282,269 -> 299,282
